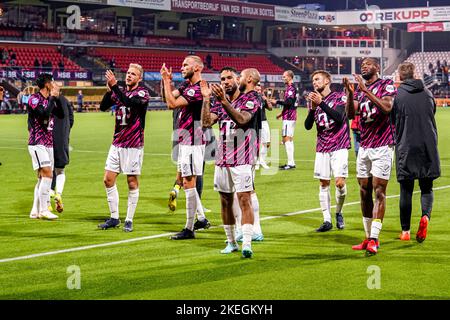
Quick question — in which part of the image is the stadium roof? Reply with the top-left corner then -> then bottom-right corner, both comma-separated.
251,0 -> 450,10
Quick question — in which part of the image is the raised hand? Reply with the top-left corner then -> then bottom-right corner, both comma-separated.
343,77 -> 354,96
200,80 -> 211,98
307,92 -> 322,108
353,74 -> 367,93
160,63 -> 172,81
105,69 -> 117,87
211,83 -> 226,101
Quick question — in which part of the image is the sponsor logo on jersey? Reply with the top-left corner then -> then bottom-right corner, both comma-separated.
187,89 -> 196,97
138,90 -> 146,97
245,101 -> 255,109
386,85 -> 395,93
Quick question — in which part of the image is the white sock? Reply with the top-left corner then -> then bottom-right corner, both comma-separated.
195,188 -> 206,221
260,144 -> 268,164
363,217 -> 373,239
251,193 -> 262,235
370,219 -> 383,240
319,185 -> 331,223
56,173 -> 66,195
224,225 -> 236,243
38,177 -> 52,213
232,193 -> 242,233
335,185 -> 347,214
242,224 -> 253,248
184,188 -> 197,231
106,185 -> 119,219
285,141 -> 295,166
126,189 -> 139,222
31,179 -> 41,213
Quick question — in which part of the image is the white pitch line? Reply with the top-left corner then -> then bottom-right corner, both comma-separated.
1,184 -> 449,264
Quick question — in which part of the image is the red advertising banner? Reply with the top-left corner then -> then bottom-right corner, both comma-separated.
171,0 -> 275,20
407,22 -> 446,32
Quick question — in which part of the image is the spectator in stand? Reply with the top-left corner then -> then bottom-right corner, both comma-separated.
77,90 -> 84,112
293,56 -> 300,67
428,62 -> 434,75
58,59 -> 65,72
10,50 -> 16,61
1,49 -> 8,64
34,57 -> 41,71
47,60 -> 53,71
442,61 -> 448,87
205,53 -> 212,69
109,57 -> 116,72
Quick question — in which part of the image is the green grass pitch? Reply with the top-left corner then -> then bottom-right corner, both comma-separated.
0,108 -> 449,300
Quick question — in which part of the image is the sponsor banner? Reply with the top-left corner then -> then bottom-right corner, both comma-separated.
145,72 -> 297,83
107,0 -> 170,10
336,6 -> 450,25
171,0 -> 275,20
318,11 -> 337,25
48,0 -> 107,3
407,22 -> 450,32
274,6 -> 319,24
0,69 -> 92,80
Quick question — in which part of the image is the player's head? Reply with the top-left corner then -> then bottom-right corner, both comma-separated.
219,66 -> 239,95
182,55 -> 204,80
239,68 -> 260,92
282,70 -> 294,84
398,62 -> 415,81
36,73 -> 54,91
311,70 -> 331,93
361,58 -> 380,81
126,63 -> 143,87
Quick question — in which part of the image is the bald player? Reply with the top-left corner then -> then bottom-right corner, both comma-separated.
161,55 -> 209,240
201,68 -> 262,258
344,58 -> 397,255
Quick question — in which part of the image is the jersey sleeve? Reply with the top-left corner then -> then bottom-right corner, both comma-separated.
180,84 -> 203,104
380,79 -> 397,98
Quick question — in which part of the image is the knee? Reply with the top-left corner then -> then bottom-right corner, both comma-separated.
128,180 -> 138,190
103,177 -> 114,188
374,186 -> 386,202
335,181 -> 346,190
55,168 -> 64,176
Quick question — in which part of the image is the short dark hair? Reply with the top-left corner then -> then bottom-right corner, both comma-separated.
362,57 -> 380,67
398,62 -> 415,81
220,66 -> 238,75
36,73 -> 53,89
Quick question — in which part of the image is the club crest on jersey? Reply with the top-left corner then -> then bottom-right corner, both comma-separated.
386,85 -> 395,93
138,90 -> 146,97
187,89 -> 196,97
245,101 -> 255,109
341,96 -> 348,103
31,98 -> 39,105
372,87 -> 379,94
288,90 -> 293,96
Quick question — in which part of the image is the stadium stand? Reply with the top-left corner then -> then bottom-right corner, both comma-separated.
92,48 -> 283,74
0,44 -> 83,71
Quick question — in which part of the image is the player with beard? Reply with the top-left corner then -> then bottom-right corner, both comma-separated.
161,55 -> 209,240
305,70 -> 350,232
211,67 -> 264,243
98,64 -> 150,232
201,68 -> 262,258
343,58 -> 397,255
